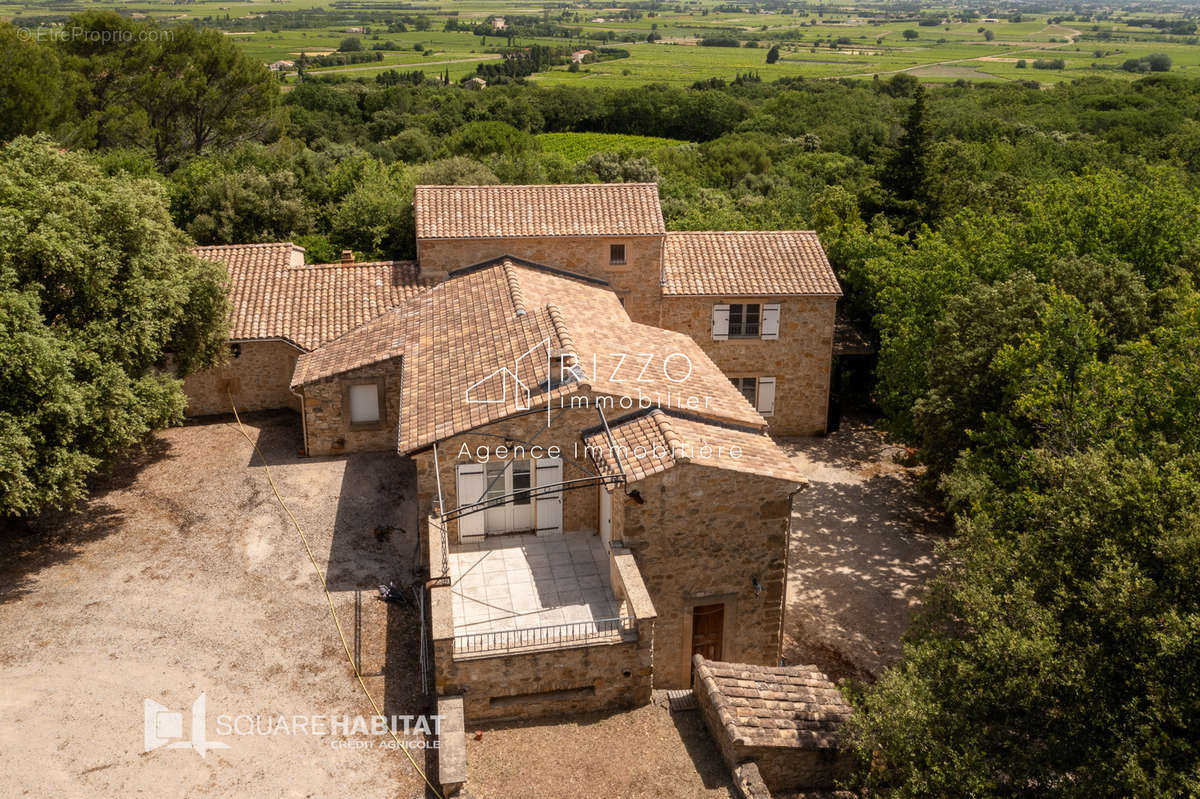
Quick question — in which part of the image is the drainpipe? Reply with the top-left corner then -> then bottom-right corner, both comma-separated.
289,384 -> 308,457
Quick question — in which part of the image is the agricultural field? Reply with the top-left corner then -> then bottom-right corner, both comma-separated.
6,0 -> 1200,86
536,131 -> 687,160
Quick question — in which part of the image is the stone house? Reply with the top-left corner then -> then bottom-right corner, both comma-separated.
181,183 -> 842,720
412,184 -> 841,435
284,256 -> 806,715
184,243 -> 431,417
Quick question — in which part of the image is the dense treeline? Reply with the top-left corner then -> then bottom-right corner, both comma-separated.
2,11 -> 1200,793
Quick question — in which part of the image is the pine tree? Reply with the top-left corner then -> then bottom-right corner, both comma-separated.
883,84 -> 932,222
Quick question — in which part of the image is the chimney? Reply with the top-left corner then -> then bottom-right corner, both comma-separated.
341,249 -> 354,264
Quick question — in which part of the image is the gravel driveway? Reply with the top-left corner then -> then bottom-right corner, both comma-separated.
779,417 -> 947,681
0,413 -> 430,799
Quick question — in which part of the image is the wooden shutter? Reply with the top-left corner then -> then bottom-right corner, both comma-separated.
456,463 -> 486,540
534,457 -> 564,536
712,304 -> 730,340
756,377 -> 776,417
761,303 -> 781,340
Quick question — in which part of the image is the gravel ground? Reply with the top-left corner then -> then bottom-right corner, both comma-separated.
0,412 -> 432,799
778,416 -> 948,681
467,701 -> 735,799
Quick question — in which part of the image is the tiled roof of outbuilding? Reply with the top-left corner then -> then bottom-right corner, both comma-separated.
192,243 -> 433,351
693,656 -> 852,749
414,183 -> 666,239
662,231 -> 841,297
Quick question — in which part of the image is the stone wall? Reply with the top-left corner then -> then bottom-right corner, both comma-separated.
413,401 -> 608,542
417,235 -> 665,325
426,517 -> 653,723
750,745 -> 855,793
659,296 -> 837,436
297,357 -> 403,455
183,340 -> 302,416
619,465 -> 795,688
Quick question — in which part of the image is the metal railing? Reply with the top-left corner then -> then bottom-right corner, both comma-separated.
453,616 -> 637,656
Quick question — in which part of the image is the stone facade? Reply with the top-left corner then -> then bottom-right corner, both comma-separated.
296,357 -> 403,455
416,236 -> 665,325
413,400 -> 608,542
617,465 -> 796,689
659,295 -> 837,436
183,340 -> 302,417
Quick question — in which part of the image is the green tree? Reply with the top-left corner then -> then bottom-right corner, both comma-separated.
0,138 -> 228,516
0,23 -> 69,143
766,44 -> 781,64
882,84 -> 933,221
902,28 -> 919,40
338,36 -> 362,52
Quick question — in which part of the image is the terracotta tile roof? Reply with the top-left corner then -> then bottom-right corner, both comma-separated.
292,256 -> 768,453
693,656 -> 851,749
414,184 -> 666,239
583,409 -> 807,484
662,231 -> 842,297
192,243 -> 433,351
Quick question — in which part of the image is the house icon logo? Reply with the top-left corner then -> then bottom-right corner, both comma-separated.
143,693 -> 230,758
464,336 -> 565,410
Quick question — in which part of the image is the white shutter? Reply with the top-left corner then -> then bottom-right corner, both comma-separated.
348,384 -> 380,423
456,463 -> 486,541
756,377 -> 776,417
534,457 -> 564,536
761,303 -> 781,340
711,304 -> 730,340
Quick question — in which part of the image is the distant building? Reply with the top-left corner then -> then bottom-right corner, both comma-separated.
464,76 -> 487,90
268,60 -> 295,71
571,49 -> 593,63
490,16 -> 505,30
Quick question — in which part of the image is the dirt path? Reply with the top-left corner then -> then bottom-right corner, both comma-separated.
0,413 -> 430,799
778,418 -> 947,682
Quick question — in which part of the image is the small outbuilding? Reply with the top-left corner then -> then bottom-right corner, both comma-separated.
693,655 -> 855,794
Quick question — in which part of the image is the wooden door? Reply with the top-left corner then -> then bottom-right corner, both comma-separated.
691,603 -> 725,663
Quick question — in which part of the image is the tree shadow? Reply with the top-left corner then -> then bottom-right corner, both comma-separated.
785,474 -> 949,681
0,435 -> 177,606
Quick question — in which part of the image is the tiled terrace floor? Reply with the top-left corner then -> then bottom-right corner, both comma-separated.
447,532 -> 620,640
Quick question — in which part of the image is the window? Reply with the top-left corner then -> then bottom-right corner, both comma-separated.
512,461 -> 532,505
730,376 -> 776,416
609,244 -> 626,265
348,383 -> 381,425
728,303 -> 761,338
485,461 -> 507,507
713,303 -> 780,341
731,376 -> 757,407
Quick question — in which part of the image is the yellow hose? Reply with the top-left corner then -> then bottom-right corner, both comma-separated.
228,397 -> 443,799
